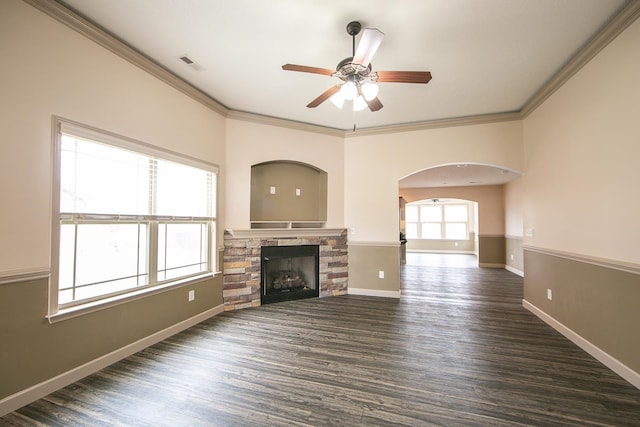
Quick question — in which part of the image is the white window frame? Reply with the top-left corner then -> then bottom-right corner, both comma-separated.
49,117 -> 218,320
405,201 -> 470,240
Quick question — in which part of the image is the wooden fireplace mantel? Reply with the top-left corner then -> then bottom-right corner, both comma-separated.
224,228 -> 347,239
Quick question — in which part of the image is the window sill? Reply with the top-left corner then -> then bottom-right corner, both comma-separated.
47,272 -> 219,324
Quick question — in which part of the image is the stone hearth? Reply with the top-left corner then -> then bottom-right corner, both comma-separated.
223,228 -> 348,311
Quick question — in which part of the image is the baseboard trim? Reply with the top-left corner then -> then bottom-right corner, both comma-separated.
0,304 -> 225,417
479,263 -> 505,268
522,299 -> 640,390
406,250 -> 476,255
505,265 -> 524,277
348,288 -> 401,298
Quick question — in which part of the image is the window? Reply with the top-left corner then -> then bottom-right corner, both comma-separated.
405,201 -> 469,240
51,119 -> 217,311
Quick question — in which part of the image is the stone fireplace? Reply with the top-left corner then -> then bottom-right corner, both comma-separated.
223,228 -> 348,311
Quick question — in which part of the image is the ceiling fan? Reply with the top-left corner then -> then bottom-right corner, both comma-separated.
282,21 -> 432,112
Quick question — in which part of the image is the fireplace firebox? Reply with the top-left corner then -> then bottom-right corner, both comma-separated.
261,245 -> 319,305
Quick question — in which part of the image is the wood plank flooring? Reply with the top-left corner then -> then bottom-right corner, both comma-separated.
3,254 -> 640,426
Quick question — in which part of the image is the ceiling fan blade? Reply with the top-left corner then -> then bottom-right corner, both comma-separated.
376,71 -> 432,84
307,85 -> 340,108
282,64 -> 334,76
366,97 -> 383,112
352,28 -> 384,67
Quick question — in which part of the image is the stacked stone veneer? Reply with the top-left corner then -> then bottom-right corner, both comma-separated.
223,229 -> 348,311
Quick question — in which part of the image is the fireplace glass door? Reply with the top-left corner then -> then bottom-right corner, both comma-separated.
261,245 -> 319,304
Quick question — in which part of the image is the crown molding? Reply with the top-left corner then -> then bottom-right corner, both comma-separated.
228,110 -> 523,138
345,111 -> 522,137
520,0 -> 640,118
24,0 -> 640,137
226,110 -> 345,137
23,0 -> 228,116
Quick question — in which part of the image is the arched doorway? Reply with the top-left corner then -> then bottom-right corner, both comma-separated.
398,163 -> 521,269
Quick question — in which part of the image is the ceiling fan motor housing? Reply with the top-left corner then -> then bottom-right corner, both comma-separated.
333,57 -> 377,83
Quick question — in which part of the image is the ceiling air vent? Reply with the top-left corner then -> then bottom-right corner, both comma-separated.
179,55 -> 204,71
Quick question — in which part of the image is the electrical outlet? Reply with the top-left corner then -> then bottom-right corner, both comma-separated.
295,188 -> 301,196
510,254 -> 514,261
269,186 -> 276,194
378,270 -> 385,279
546,289 -> 553,301
188,290 -> 195,302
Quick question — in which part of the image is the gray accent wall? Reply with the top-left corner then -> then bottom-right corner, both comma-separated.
348,244 -> 401,294
478,235 -> 506,267
0,275 -> 223,402
505,237 -> 524,274
250,161 -> 328,223
524,249 -> 640,374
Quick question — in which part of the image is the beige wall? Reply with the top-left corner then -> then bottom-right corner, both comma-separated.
0,0 -> 226,407
522,16 -> 640,380
345,121 -> 523,244
0,0 -> 226,275
504,177 -> 523,238
504,178 -> 524,273
522,18 -> 640,265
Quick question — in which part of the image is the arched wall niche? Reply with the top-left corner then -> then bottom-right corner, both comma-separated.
250,160 -> 328,228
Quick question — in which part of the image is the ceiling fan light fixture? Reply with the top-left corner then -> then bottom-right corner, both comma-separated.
353,95 -> 368,111
361,82 -> 379,101
329,91 -> 345,109
282,21 -> 432,113
340,81 -> 358,100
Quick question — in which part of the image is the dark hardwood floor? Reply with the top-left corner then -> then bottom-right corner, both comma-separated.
3,254 -> 640,426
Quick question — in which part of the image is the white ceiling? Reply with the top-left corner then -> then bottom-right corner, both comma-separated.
399,164 -> 520,188
55,0 -> 630,187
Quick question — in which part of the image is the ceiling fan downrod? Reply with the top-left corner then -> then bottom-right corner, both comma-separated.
346,21 -> 362,56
